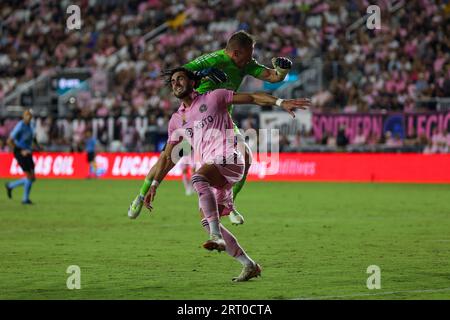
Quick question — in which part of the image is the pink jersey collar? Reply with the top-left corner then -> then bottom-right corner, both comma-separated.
179,90 -> 200,112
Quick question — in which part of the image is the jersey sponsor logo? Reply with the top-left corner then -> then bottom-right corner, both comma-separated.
183,115 -> 214,138
194,116 -> 214,130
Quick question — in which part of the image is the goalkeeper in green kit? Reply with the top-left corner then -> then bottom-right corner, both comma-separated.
127,30 -> 292,224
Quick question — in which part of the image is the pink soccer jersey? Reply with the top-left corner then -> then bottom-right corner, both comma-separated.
168,89 -> 244,167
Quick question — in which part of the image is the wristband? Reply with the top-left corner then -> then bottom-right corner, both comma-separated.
151,180 -> 160,188
275,98 -> 284,107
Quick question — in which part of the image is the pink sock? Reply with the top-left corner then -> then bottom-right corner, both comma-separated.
201,218 -> 245,258
192,174 -> 220,235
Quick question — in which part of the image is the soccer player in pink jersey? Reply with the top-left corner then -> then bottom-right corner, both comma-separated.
144,67 -> 310,281
128,31 -> 292,224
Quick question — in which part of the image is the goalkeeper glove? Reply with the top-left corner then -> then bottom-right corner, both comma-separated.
272,57 -> 292,79
194,68 -> 228,84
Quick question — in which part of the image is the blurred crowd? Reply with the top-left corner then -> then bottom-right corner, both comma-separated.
0,0 -> 173,98
278,125 -> 450,153
1,0 -> 450,152
315,0 -> 450,113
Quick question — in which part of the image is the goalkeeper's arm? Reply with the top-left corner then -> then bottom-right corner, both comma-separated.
257,57 -> 293,83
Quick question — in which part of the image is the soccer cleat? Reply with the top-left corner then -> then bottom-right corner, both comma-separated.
202,234 -> 226,252
5,183 -> 12,199
22,199 -> 33,205
229,209 -> 244,225
232,262 -> 262,282
128,195 -> 144,219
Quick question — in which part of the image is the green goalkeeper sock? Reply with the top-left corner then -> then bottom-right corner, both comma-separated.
232,174 -> 247,201
139,178 -> 152,197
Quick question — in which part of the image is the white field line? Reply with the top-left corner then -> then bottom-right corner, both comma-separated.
293,287 -> 450,300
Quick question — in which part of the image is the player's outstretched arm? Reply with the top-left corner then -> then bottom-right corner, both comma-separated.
231,92 -> 311,117
144,142 -> 178,211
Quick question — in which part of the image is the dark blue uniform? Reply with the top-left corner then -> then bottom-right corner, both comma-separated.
10,120 -> 35,172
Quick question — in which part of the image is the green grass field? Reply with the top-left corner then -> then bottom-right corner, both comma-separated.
1,178 -> 449,300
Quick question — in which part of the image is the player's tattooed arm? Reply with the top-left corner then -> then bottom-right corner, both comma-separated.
144,142 -> 178,211
152,143 -> 178,184
231,92 -> 311,118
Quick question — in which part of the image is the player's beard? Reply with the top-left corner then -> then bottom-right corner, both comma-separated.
173,84 -> 192,99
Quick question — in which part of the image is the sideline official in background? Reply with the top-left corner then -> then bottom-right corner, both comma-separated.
5,109 -> 40,204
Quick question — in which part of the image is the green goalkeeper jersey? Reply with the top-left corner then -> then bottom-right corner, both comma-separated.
183,49 -> 268,116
